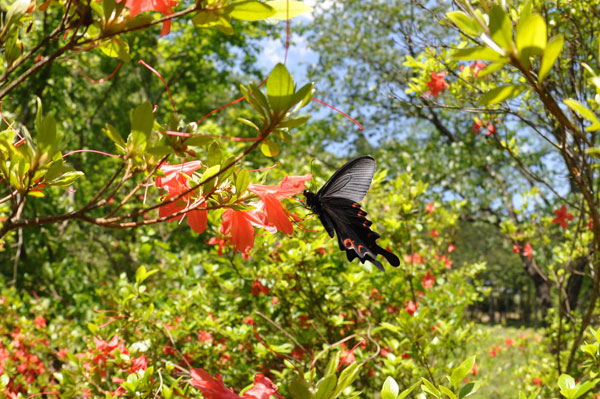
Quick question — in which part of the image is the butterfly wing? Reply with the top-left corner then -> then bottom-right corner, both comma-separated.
317,156 -> 376,203
320,197 -> 400,271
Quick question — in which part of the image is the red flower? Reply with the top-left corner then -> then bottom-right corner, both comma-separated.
190,369 -> 239,399
125,0 -> 178,36
486,123 -> 496,137
242,373 -> 281,399
473,120 -> 482,134
552,205 -> 574,229
340,347 -> 356,365
422,271 -> 436,289
208,237 -> 229,256
56,349 -> 68,359
404,300 -> 418,315
248,174 -> 312,235
190,369 -> 280,399
157,161 -> 208,233
33,316 -> 46,328
532,378 -> 542,386
156,161 -> 204,193
130,355 -> 148,373
220,208 -> 268,253
425,202 -> 435,214
197,330 -> 213,344
523,242 -> 533,259
470,61 -> 486,78
440,255 -> 452,269
447,243 -> 456,253
406,253 -> 424,264
425,71 -> 449,98
252,279 -> 270,296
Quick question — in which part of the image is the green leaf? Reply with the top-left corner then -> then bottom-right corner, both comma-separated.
489,6 -> 514,51
260,140 -> 279,157
289,375 -> 311,399
5,0 -> 29,29
200,165 -> 221,192
98,38 -> 131,62
129,102 -> 154,151
458,382 -> 480,399
184,135 -> 213,147
573,379 -> 600,399
538,34 -> 564,84
478,85 -> 524,105
88,323 -> 99,335
267,63 -> 294,114
446,11 -> 482,36
266,0 -> 313,20
227,0 -> 275,20
439,386 -> 457,399
450,47 -> 507,62
28,190 -> 44,197
47,171 -> 85,186
450,356 -> 476,389
236,169 -> 250,195
381,377 -> 399,399
37,114 -> 57,156
316,375 -> 337,399
324,354 -> 339,377
421,378 -> 440,398
477,62 -> 507,77
516,14 -> 547,53
397,381 -> 419,399
237,117 -> 260,131
278,115 -> 310,129
219,155 -> 236,183
564,99 -> 600,131
192,11 -> 234,35
289,82 -> 315,111
333,362 -> 361,398
0,374 -> 9,388
207,141 -> 222,167
103,124 -> 126,150
558,374 -> 576,399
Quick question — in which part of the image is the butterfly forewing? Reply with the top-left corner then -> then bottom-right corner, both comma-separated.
317,156 -> 376,203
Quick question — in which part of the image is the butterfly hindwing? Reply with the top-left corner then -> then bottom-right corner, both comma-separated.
321,197 -> 400,271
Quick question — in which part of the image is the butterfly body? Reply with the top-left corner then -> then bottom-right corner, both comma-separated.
304,156 -> 400,271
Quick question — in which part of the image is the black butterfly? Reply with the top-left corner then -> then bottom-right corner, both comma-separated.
304,155 -> 400,271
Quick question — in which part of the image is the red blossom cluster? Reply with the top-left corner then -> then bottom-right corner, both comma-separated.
73,335 -> 148,397
1,324 -> 56,398
513,242 -> 534,259
190,369 -> 282,399
156,162 -> 312,254
425,71 -> 449,98
459,61 -> 487,78
552,205 -> 573,229
473,119 -> 496,137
